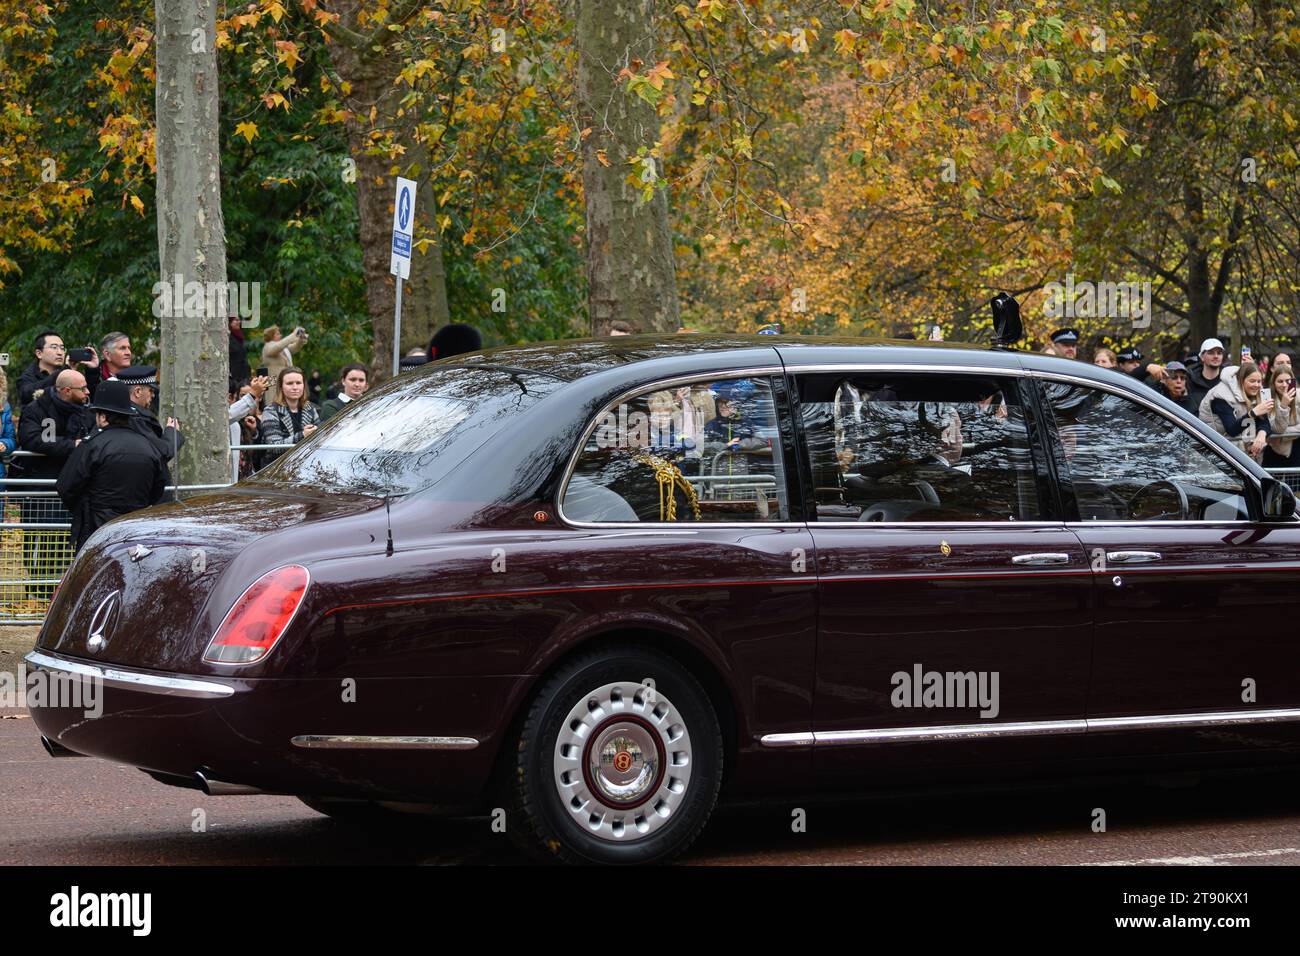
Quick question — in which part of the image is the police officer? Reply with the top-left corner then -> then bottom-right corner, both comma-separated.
1049,328 -> 1079,359
114,365 -> 184,464
1117,346 -> 1171,391
56,380 -> 167,553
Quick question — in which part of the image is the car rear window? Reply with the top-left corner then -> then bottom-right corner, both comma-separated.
248,366 -> 563,496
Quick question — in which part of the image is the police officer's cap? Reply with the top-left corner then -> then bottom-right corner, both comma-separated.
1050,328 -> 1079,344
114,365 -> 159,387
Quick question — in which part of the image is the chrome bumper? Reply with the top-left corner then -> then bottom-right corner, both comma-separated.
23,650 -> 236,700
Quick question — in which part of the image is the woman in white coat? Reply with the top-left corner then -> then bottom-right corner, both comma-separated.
1198,362 -> 1273,462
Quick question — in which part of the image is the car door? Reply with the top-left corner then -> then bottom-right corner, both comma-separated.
787,366 -> 1095,779
558,369 -> 819,790
1034,372 -> 1300,757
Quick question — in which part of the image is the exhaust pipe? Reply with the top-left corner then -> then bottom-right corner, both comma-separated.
194,770 -> 265,796
41,736 -> 84,758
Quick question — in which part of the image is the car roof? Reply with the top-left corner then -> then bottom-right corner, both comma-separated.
441,333 -> 1198,394
445,333 -> 1024,381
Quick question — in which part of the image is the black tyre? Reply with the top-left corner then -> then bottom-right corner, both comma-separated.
506,644 -> 723,865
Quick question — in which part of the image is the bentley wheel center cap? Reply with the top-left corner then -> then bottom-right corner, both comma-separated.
587,720 -> 662,807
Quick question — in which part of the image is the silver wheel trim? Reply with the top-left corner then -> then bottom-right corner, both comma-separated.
552,680 -> 694,842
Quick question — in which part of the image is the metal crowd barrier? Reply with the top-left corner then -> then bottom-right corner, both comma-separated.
1267,467 -> 1300,493
0,445 -> 292,624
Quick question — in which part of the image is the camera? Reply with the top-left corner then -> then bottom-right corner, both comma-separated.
68,347 -> 94,363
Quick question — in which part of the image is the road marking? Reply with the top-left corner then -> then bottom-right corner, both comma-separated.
1094,847 -> 1300,866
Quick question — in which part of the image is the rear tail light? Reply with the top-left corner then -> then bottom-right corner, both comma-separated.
203,565 -> 310,665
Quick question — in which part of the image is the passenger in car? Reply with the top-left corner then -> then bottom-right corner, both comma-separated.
704,394 -> 763,450
974,388 -> 1009,419
674,385 -> 714,476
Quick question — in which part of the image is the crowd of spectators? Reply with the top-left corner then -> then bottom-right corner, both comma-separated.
1046,327 -> 1300,467
0,319 -> 486,575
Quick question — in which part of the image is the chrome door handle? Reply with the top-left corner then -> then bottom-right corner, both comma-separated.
1011,553 -> 1070,566
1106,551 -> 1162,564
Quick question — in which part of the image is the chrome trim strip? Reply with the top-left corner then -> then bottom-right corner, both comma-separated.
810,521 -> 1066,528
1066,520 -> 1256,526
760,708 -> 1300,748
779,362 -> 1030,377
555,365 -> 789,530
24,650 -> 235,700
759,732 -> 816,748
816,719 -> 1087,745
1087,708 -> 1300,732
290,734 -> 480,751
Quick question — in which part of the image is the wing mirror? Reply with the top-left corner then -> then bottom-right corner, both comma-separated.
1262,476 -> 1297,520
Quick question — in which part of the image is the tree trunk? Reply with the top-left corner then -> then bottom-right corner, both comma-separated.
326,39 -> 450,383
577,0 -> 680,334
405,141 -> 450,354
154,0 -> 229,490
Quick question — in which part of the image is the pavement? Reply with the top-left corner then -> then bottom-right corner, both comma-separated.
4,625 -> 1300,865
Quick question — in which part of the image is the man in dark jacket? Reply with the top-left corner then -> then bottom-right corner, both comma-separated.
115,365 -> 184,464
15,368 -> 97,590
17,369 -> 96,481
16,331 -> 103,407
1185,337 -> 1226,414
56,381 -> 167,553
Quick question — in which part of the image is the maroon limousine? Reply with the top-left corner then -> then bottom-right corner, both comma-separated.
26,331 -> 1300,864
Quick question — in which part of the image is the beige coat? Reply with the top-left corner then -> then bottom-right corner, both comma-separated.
1268,396 -> 1300,459
261,328 -> 305,406
1198,366 -> 1261,459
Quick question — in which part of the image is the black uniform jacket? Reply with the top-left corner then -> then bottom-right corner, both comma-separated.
129,406 -> 185,463
56,424 -> 167,551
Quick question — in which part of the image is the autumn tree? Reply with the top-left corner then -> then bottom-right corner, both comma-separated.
1079,0 -> 1300,350
220,1 -> 583,375
0,3 -> 94,285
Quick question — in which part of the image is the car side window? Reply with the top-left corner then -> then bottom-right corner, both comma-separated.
562,376 -> 790,523
1040,380 -> 1250,521
797,373 -> 1044,522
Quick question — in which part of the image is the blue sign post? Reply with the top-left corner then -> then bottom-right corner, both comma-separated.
389,176 -> 417,376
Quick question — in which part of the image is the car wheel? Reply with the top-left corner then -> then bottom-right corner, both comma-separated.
506,644 -> 723,865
